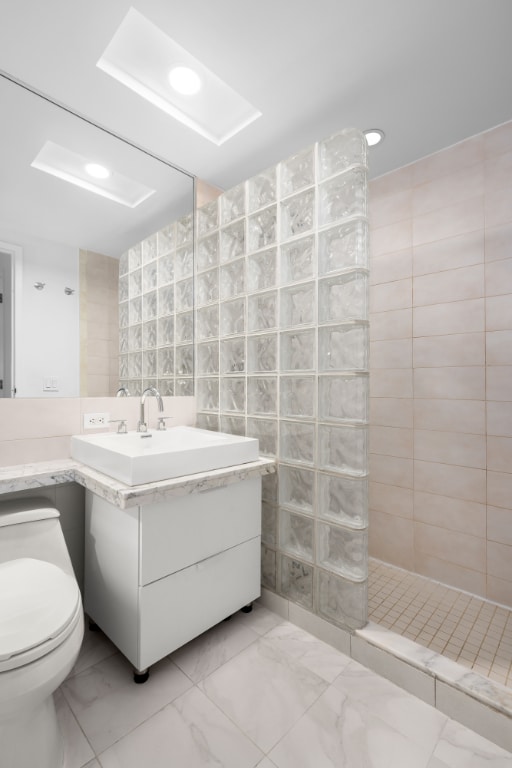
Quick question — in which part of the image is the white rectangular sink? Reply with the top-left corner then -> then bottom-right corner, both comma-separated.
71,426 -> 259,486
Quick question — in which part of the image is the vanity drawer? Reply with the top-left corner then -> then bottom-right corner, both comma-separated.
139,535 -> 261,669
139,477 -> 261,585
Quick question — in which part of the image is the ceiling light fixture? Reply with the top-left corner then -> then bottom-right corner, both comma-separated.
85,162 -> 111,179
97,8 -> 261,145
364,129 -> 385,147
168,66 -> 201,96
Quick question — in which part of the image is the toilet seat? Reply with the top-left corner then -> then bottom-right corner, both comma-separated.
0,558 -> 82,673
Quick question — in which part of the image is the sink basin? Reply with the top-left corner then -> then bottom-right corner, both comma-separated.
71,426 -> 259,486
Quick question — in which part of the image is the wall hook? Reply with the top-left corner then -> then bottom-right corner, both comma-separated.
64,287 -> 75,295
34,281 -> 45,290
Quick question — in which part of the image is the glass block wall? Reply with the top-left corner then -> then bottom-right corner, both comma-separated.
195,127 -> 370,630
118,212 -> 195,397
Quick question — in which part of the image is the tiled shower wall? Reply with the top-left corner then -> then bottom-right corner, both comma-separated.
368,119 -> 512,609
195,128 -> 370,630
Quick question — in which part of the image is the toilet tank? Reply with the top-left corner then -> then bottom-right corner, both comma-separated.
0,497 -> 75,577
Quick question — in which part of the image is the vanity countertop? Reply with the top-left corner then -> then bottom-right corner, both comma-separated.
0,457 -> 276,509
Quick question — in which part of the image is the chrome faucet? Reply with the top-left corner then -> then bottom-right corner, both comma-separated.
116,386 -> 130,397
138,387 -> 164,432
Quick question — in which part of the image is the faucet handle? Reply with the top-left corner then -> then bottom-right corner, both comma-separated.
157,416 -> 173,431
110,419 -> 128,434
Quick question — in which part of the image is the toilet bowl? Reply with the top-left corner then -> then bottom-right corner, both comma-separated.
0,498 -> 84,768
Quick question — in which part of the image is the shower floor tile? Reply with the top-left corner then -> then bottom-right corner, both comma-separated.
369,559 -> 512,688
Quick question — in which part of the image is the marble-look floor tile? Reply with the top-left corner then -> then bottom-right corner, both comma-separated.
82,761 -> 101,768
69,623 -> 118,677
256,759 -> 279,767
200,634 -> 328,752
237,603 -> 286,635
171,616 -> 260,682
54,689 -> 94,768
61,652 -> 192,754
97,686 -> 263,768
431,718 -> 512,767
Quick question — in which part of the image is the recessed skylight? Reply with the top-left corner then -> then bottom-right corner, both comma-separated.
168,66 -> 201,96
31,141 -> 155,207
364,129 -> 385,147
97,7 -> 261,145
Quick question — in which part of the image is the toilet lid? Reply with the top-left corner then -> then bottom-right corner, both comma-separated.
0,558 -> 80,662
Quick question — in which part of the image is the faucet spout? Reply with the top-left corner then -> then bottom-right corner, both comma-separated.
138,387 -> 164,432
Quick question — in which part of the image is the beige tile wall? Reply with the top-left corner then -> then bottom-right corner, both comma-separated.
368,120 -> 512,608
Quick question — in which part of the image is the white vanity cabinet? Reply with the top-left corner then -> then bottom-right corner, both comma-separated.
84,476 -> 262,674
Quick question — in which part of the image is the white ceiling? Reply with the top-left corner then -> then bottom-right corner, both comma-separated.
1,0 -> 512,252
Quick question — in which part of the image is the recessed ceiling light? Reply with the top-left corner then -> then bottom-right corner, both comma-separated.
364,129 -> 385,147
85,162 -> 111,179
31,141 -> 155,207
97,8 -> 261,145
168,66 -> 201,96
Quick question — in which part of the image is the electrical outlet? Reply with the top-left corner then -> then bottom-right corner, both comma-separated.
83,412 -> 110,429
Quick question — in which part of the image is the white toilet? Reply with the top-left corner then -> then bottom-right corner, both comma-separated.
0,497 -> 84,768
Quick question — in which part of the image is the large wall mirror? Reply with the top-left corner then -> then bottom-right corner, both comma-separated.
0,73 -> 195,398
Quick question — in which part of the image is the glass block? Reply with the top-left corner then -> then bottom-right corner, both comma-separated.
119,302 -> 129,328
280,236 -> 315,285
196,412 -> 220,431
280,146 -> 315,197
220,377 -> 246,412
280,188 -> 315,241
318,424 -> 368,476
142,320 -> 157,349
157,379 -> 174,396
319,168 -> 367,226
280,282 -> 315,327
175,245 -> 193,280
196,305 -> 219,340
246,417 -> 277,456
119,354 -> 129,379
280,420 -> 315,466
175,344 -> 193,376
220,221 -> 245,266
317,522 -> 367,581
262,471 -> 278,505
318,270 -> 368,325
128,352 -> 142,378
317,472 -> 368,529
262,545 -> 277,591
247,333 -> 277,372
129,269 -> 142,298
129,243 -> 142,270
119,274 -> 129,302
279,464 -> 315,513
175,311 -> 193,344
197,199 -> 218,238
197,233 -> 219,271
247,168 -> 276,212
129,297 -> 142,325
262,502 -> 277,547
158,285 -> 174,317
157,316 -> 174,346
125,378 -> 142,397
196,341 -> 219,375
175,279 -> 193,312
318,323 -> 369,371
279,510 -> 313,562
142,377 -> 157,392
157,223 -> 175,255
158,252 -> 174,286
220,414 -> 245,435
220,337 -> 245,373
142,349 -> 157,378
248,291 -> 277,332
220,298 -> 245,336
196,268 -> 218,306
318,374 -> 369,423
247,248 -> 277,292
220,258 -> 245,300
221,182 -> 245,224
157,346 -> 174,377
142,234 -> 157,263
142,290 -> 157,322
197,377 -> 219,411
128,324 -> 142,351
247,376 -> 277,415
280,329 -> 315,371
318,219 -> 368,275
318,127 -> 367,180
176,213 -> 193,246
175,377 -> 194,396
119,251 -> 129,276
316,569 -> 367,629
248,206 -> 277,252
119,327 -> 129,354
280,376 -> 315,419
280,555 -> 313,609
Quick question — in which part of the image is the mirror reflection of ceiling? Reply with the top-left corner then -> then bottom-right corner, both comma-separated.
1,0 -> 511,192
